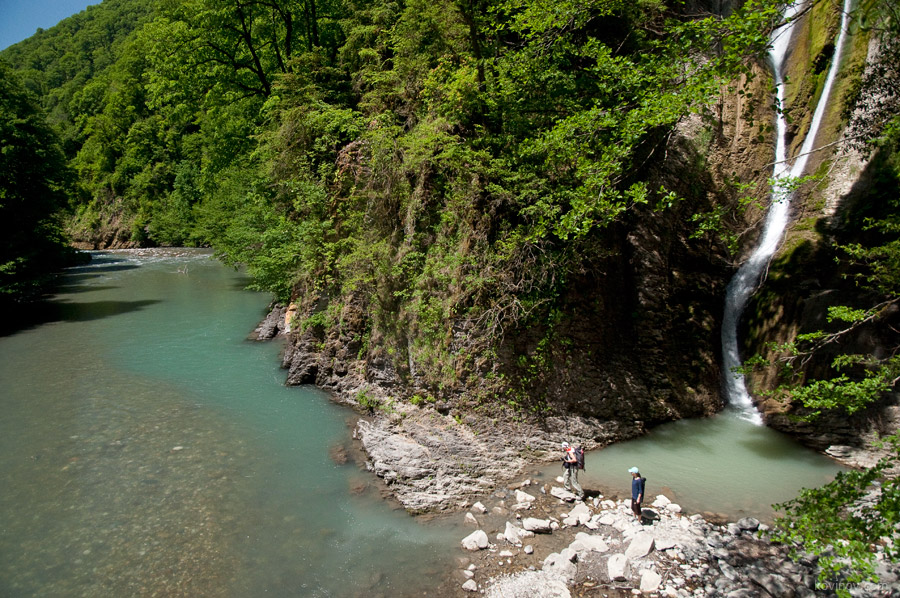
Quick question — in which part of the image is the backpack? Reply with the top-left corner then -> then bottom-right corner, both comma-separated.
574,446 -> 585,470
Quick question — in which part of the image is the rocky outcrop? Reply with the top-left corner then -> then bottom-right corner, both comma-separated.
453,478 -> 899,597
352,406 -> 642,512
248,303 -> 288,340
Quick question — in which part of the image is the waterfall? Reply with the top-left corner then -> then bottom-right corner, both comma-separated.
720,0 -> 854,424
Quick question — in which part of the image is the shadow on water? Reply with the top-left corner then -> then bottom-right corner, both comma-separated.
1,298 -> 160,336
52,284 -> 120,295
64,263 -> 140,276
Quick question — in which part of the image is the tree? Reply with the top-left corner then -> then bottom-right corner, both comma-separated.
0,61 -> 79,303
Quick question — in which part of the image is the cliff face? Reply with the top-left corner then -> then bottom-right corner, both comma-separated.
270,63 -> 789,511
741,3 -> 900,456
269,1 -> 899,510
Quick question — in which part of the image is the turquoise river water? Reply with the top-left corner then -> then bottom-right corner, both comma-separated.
0,249 -> 461,598
1,249 -> 847,597
544,408 -> 847,523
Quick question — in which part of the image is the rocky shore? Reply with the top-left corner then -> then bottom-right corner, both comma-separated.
450,478 -> 899,598
251,309 -> 898,596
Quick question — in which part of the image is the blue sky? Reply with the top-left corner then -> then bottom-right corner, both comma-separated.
0,0 -> 98,51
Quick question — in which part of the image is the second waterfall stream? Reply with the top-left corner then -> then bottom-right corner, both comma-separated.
720,0 -> 855,424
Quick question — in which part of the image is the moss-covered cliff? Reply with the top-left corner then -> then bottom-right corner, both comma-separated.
741,0 -> 900,456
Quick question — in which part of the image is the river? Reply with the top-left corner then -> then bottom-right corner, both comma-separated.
0,249 -> 460,598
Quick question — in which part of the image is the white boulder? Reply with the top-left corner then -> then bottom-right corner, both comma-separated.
461,530 -> 489,551
550,487 -> 578,502
515,489 -> 537,503
625,532 -> 655,559
607,553 -> 632,581
640,569 -> 663,592
504,521 -> 523,546
522,517 -> 553,533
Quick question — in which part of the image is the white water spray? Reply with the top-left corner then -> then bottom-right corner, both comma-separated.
721,0 -> 854,424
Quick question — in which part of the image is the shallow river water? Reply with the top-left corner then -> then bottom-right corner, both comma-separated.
0,249 -> 461,598
542,409 -> 847,523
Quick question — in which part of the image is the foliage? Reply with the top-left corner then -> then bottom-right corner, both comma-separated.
771,435 -> 900,594
0,61 -> 80,302
1,0 -> 785,373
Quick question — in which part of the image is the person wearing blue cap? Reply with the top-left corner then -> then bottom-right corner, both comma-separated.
629,467 -> 644,520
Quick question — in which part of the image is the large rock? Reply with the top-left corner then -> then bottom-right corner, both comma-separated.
607,554 -> 631,581
542,551 -> 577,582
251,304 -> 287,340
598,514 -> 617,526
651,495 -> 671,508
551,487 -> 578,502
567,502 -> 592,525
625,532 -> 655,559
654,536 -> 677,551
640,569 -> 663,592
737,517 -> 760,532
356,418 -> 507,512
504,521 -> 523,546
572,532 -> 609,553
523,518 -> 554,533
461,530 -> 489,551
516,489 -> 537,503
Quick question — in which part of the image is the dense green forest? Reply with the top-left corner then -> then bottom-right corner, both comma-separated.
2,0 -> 784,352
0,62 -> 84,304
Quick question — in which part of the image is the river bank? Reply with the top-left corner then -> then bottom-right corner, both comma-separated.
252,302 -> 886,518
252,305 -> 896,596
447,476 -> 899,597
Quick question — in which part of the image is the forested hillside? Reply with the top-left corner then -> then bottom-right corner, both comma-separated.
2,0 -> 784,396
4,0 -> 899,430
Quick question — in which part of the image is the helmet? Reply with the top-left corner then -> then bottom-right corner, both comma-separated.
561,442 -> 570,448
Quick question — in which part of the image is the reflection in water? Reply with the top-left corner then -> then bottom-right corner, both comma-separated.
0,249 -> 460,598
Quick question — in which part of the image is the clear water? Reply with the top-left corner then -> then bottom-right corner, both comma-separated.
544,408 -> 846,523
0,249 -> 460,598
